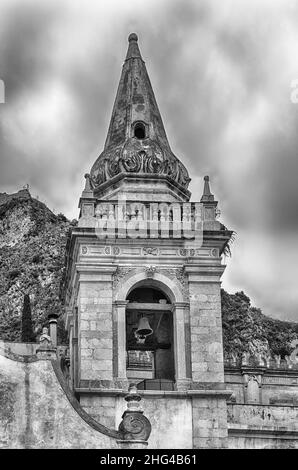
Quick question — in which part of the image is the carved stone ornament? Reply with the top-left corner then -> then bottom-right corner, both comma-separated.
113,266 -> 188,301
290,339 -> 298,363
118,384 -> 151,442
143,247 -> 158,256
39,327 -> 52,347
146,266 -> 156,278
113,267 -> 136,290
113,246 -> 121,256
90,137 -> 190,191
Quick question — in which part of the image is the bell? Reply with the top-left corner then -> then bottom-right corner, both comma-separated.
136,316 -> 153,339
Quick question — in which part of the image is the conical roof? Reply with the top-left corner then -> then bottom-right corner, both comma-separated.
90,33 -> 190,197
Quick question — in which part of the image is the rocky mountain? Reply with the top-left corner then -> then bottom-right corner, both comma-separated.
0,188 -> 297,356
0,189 -> 75,342
221,289 -> 298,358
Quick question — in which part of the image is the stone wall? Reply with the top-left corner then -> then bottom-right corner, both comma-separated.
80,391 -> 233,449
78,272 -> 114,384
81,393 -> 193,448
225,369 -> 298,405
187,272 -> 224,384
0,353 -> 119,449
192,395 -> 228,448
1,341 -> 38,356
228,404 -> 298,449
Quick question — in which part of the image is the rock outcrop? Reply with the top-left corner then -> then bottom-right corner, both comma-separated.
0,189 -> 75,342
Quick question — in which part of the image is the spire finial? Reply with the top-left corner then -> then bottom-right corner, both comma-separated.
128,33 -> 138,42
126,32 -> 142,61
200,175 -> 214,202
81,173 -> 93,199
84,173 -> 92,192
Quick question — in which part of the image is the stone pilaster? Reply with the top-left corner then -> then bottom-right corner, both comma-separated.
173,302 -> 191,390
192,392 -> 230,449
113,300 -> 129,388
185,264 -> 230,448
185,265 -> 225,384
77,265 -> 117,385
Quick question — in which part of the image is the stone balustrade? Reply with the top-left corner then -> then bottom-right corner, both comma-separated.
79,200 -> 222,235
224,351 -> 298,370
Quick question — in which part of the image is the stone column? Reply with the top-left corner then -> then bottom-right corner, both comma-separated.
185,264 -> 231,448
242,370 -> 263,404
173,302 -> 190,389
114,300 -> 129,384
48,313 -> 58,347
185,265 -> 225,384
77,265 -> 117,387
68,321 -> 74,389
64,308 -> 75,389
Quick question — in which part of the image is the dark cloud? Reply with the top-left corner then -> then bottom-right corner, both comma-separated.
1,1 -> 62,99
0,0 -> 297,321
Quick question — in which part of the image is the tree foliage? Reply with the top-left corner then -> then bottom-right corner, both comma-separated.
21,294 -> 34,342
221,289 -> 298,357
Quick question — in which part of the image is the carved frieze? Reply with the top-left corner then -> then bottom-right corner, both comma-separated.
112,265 -> 189,301
143,247 -> 158,256
113,267 -> 136,291
90,137 -> 190,191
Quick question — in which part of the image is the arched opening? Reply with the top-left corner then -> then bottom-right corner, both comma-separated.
133,122 -> 146,139
125,286 -> 175,390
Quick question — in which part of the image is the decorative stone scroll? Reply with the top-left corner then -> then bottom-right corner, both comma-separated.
118,384 -> 151,442
113,267 -> 136,291
143,247 -> 158,256
90,137 -> 190,191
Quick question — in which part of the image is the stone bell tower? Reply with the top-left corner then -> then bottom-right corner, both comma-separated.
64,33 -> 233,449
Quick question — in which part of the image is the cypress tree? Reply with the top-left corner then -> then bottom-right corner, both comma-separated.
21,294 -> 34,342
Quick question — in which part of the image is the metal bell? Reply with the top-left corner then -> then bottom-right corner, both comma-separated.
136,316 -> 153,338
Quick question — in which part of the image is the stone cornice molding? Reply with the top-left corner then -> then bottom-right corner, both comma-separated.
173,301 -> 189,309
76,264 -> 118,275
114,300 -> 130,308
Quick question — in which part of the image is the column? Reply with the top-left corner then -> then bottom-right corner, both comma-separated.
173,302 -> 190,389
114,300 -> 129,382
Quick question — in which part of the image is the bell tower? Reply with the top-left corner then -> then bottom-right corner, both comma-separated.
64,34 -> 233,448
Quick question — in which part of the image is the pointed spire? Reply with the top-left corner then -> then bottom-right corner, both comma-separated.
89,34 -> 190,197
125,33 -> 143,61
200,176 -> 214,202
103,32 -> 170,151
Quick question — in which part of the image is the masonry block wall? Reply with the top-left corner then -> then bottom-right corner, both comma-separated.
192,396 -> 228,449
188,280 -> 224,383
0,352 -> 118,449
78,270 -> 115,385
186,264 -> 229,448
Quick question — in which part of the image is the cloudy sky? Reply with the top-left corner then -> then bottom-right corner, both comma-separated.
1,0 -> 298,322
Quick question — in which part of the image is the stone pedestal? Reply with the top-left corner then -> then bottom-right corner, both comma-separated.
117,440 -> 148,449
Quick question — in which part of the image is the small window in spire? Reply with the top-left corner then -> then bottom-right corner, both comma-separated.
134,122 -> 146,139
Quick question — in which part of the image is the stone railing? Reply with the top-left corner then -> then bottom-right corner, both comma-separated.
78,199 -> 222,235
224,350 -> 298,370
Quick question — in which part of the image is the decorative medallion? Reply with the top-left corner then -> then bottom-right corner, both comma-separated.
143,247 -> 158,256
